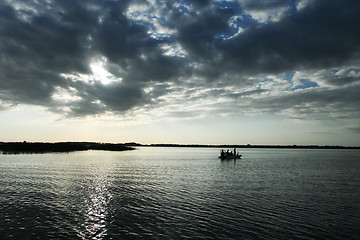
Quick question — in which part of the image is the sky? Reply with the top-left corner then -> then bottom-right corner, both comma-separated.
0,0 -> 359,146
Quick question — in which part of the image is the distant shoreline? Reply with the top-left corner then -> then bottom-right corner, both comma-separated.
138,143 -> 360,150
1,141 -> 358,154
0,142 -> 135,154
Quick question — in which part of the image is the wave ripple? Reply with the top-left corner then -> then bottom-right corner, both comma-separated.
1,148 -> 360,239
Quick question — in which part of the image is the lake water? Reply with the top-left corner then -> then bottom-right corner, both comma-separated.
0,147 -> 359,239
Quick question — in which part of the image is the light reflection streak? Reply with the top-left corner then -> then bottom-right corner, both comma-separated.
77,167 -> 112,240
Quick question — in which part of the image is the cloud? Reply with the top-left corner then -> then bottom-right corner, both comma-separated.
348,127 -> 360,133
213,0 -> 360,76
252,85 -> 360,120
0,0 -> 359,130
238,0 -> 293,23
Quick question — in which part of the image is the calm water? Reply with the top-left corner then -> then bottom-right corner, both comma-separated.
0,147 -> 359,240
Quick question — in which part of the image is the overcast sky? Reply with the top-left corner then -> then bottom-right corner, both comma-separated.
0,0 -> 359,146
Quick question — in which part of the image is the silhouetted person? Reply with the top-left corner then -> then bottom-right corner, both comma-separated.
220,149 -> 225,157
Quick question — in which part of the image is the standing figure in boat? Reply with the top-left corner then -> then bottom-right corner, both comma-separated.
220,149 -> 225,158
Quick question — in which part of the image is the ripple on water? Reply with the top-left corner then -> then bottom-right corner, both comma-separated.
1,148 -> 360,239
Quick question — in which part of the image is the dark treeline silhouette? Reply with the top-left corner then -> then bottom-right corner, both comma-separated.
146,143 -> 360,149
0,142 -> 134,154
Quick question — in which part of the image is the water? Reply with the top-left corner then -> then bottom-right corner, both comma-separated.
0,147 -> 359,239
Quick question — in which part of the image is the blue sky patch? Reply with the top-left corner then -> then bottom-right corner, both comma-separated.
290,79 -> 319,91
282,71 -> 295,81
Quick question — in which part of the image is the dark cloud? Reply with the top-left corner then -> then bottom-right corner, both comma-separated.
92,11 -> 148,62
213,0 -> 360,76
174,6 -> 235,60
0,0 -> 359,127
0,0 -> 92,108
0,2 -> 91,73
240,0 -> 293,11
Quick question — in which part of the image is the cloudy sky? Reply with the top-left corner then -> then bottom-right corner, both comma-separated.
0,0 -> 359,146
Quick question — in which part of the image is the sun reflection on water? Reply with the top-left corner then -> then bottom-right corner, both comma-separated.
77,167 -> 112,240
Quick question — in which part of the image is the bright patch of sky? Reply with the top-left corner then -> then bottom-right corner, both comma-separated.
215,15 -> 249,40
176,1 -> 191,14
90,57 -> 121,85
297,0 -> 314,11
160,43 -> 188,57
246,7 -> 287,23
51,87 -> 81,102
127,2 -> 175,40
60,57 -> 122,85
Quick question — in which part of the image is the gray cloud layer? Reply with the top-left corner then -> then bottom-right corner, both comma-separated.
0,0 -> 359,128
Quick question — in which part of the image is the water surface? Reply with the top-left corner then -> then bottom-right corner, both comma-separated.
1,147 -> 359,239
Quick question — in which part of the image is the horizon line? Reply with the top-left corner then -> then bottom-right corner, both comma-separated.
1,141 -> 359,149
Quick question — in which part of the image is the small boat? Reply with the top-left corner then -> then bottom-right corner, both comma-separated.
219,154 -> 242,160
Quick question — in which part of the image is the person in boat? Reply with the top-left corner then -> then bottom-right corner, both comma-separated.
220,149 -> 225,158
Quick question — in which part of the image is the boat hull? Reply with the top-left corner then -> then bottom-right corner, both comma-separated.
219,154 -> 242,160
